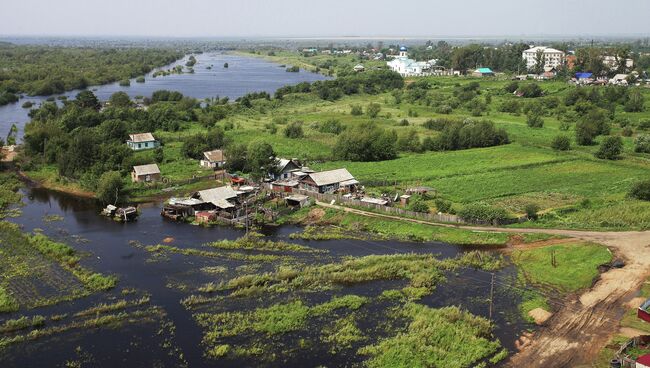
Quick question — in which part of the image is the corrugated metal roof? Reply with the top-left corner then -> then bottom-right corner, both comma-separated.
476,68 -> 494,73
203,149 -> 225,162
196,186 -> 238,208
129,133 -> 156,143
132,164 -> 160,176
306,168 -> 355,187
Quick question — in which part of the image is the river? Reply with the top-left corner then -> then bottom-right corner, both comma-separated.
0,186 -> 532,367
0,52 -> 329,138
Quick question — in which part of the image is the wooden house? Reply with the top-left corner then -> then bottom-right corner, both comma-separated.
200,149 -> 226,169
271,159 -> 301,181
127,133 -> 159,151
299,168 -> 358,193
131,164 -> 161,183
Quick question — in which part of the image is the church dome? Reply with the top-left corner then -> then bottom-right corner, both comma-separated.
399,46 -> 408,52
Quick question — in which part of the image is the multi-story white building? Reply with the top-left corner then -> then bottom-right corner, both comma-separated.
522,46 -> 566,70
387,46 -> 431,76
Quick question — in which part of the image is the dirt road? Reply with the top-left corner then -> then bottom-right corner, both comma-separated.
316,201 -> 650,367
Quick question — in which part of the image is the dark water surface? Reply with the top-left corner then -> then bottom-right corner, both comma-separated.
0,52 -> 329,138
1,187 -> 533,367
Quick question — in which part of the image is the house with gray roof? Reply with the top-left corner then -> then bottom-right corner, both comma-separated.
131,164 -> 161,183
127,133 -> 159,151
299,168 -> 358,193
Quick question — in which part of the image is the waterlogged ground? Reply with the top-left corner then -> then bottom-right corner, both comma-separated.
0,187 -> 535,367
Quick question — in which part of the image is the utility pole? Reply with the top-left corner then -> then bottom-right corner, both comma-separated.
488,273 -> 495,321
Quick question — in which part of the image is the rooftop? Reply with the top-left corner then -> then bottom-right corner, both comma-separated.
132,163 -> 160,176
196,186 -> 238,209
203,149 -> 225,162
306,168 -> 355,187
524,46 -> 564,54
129,132 -> 156,143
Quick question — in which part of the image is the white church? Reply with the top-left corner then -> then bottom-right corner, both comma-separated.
387,46 -> 432,76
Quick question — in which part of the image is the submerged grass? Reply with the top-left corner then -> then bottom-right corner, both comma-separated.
358,303 -> 502,368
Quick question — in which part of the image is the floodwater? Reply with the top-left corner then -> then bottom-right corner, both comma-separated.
0,52 -> 329,138
0,187 -> 534,367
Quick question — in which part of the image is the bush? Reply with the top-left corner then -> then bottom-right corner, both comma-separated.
519,83 -> 543,98
635,135 -> 650,153
622,126 -> 634,137
397,119 -> 409,126
313,119 -> 342,135
526,113 -> 544,128
118,79 -> 130,87
366,103 -> 381,118
504,81 -> 519,93
458,203 -> 510,224
551,135 -> 571,151
408,195 -> 429,213
594,136 -> 623,160
350,104 -> 363,116
524,204 -> 540,220
435,105 -> 453,114
434,199 -> 452,213
96,171 -> 124,204
429,118 -> 509,151
576,120 -> 599,146
283,121 -> 304,139
334,123 -> 397,162
630,180 -> 650,201
498,99 -> 521,114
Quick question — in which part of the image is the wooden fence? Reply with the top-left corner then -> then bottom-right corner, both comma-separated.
286,189 -> 465,224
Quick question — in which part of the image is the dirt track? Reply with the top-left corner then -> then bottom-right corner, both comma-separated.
316,201 -> 650,367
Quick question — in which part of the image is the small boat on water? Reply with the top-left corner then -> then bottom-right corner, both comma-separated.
101,205 -> 139,222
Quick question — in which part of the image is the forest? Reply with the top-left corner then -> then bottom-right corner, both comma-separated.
0,44 -> 183,104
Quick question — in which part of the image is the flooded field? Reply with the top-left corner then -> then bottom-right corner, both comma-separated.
0,187 -> 534,367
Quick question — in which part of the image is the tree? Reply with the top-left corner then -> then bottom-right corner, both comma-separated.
224,143 -> 247,172
75,90 -> 101,111
408,196 -> 429,213
526,113 -> 544,128
153,147 -> 164,163
551,135 -> 571,151
575,120 -> 598,146
283,121 -> 304,138
246,141 -> 277,181
108,92 -> 132,108
366,103 -> 381,118
625,90 -> 645,112
334,123 -> 397,162
6,124 -> 18,145
397,130 -> 422,152
532,49 -> 545,74
594,136 -> 623,160
630,180 -> 650,201
635,135 -> 650,153
96,171 -> 124,204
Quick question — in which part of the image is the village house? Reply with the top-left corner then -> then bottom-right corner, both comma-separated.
387,46 -> 432,77
299,168 -> 358,194
353,64 -> 365,72
522,46 -> 565,70
200,149 -> 226,169
472,68 -> 495,77
602,55 -> 634,71
127,133 -> 159,151
192,186 -> 240,212
131,163 -> 161,183
270,159 -> 301,181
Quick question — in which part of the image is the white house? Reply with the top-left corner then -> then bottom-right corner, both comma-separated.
200,149 -> 226,169
602,55 -> 634,71
387,46 -> 431,76
522,46 -> 565,70
127,133 -> 159,151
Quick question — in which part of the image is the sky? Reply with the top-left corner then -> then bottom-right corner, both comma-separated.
1,0 -> 649,38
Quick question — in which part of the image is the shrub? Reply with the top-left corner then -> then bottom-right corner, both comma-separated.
397,130 -> 422,153
430,118 -> 509,151
397,119 -> 410,126
524,204 -> 540,220
350,104 -> 363,116
576,120 -> 599,146
408,195 -> 430,213
96,171 -> 124,205
526,113 -> 544,128
630,180 -> 650,201
504,81 -> 519,93
317,119 -> 345,134
498,99 -> 521,114
334,123 -> 397,161
434,199 -> 452,213
435,105 -> 453,114
366,103 -> 381,118
551,135 -> 571,151
519,83 -> 543,98
458,203 -> 510,224
118,79 -> 130,87
283,121 -> 304,139
635,135 -> 650,153
594,136 -> 623,160
622,126 -> 634,137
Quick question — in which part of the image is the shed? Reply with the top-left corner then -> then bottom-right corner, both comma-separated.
400,194 -> 411,206
353,64 -> 365,72
286,194 -> 310,208
193,186 -> 238,210
200,149 -> 226,169
127,133 -> 159,151
361,197 -> 389,206
637,354 -> 650,368
195,211 -> 217,224
638,298 -> 650,323
131,164 -> 161,183
473,68 -> 495,77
